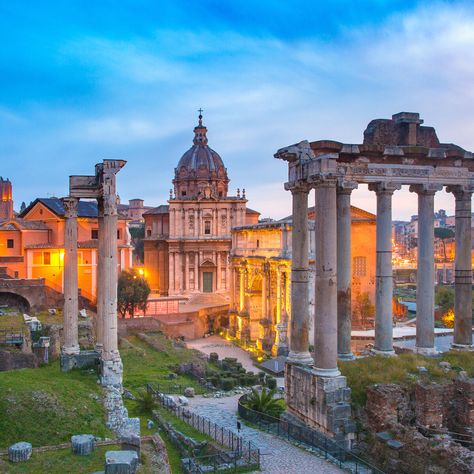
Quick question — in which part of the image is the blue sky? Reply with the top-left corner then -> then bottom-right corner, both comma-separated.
1,0 -> 474,219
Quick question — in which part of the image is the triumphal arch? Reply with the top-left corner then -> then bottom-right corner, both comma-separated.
275,112 -> 473,445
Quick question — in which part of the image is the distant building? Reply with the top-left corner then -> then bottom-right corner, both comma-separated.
144,113 -> 260,296
0,193 -> 132,301
0,178 -> 13,220
118,198 -> 153,227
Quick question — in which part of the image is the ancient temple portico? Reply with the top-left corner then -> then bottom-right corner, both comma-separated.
276,112 -> 474,446
61,159 -> 126,387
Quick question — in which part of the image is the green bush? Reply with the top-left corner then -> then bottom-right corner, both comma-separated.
207,376 -> 219,387
258,372 -> 266,382
266,377 -> 277,390
221,378 -> 236,391
209,352 -> 219,363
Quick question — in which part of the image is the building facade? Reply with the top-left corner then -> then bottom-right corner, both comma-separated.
229,206 -> 376,354
144,114 -> 259,296
0,194 -> 132,302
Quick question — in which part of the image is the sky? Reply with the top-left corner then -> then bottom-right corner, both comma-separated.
1,0 -> 474,220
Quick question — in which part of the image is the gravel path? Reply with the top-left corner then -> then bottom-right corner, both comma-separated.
185,394 -> 344,474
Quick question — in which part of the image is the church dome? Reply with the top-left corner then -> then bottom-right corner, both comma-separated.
173,112 -> 229,200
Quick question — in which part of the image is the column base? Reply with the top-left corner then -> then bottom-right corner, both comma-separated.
287,351 -> 313,366
284,363 -> 355,449
60,350 -> 100,372
451,343 -> 474,352
62,344 -> 80,356
100,357 -> 123,386
371,348 -> 397,357
337,352 -> 355,361
313,367 -> 341,377
414,346 -> 439,357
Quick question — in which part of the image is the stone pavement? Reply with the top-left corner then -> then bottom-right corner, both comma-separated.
185,394 -> 343,474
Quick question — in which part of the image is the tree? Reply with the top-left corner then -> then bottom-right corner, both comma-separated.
129,225 -> 145,264
117,268 -> 150,318
243,388 -> 285,418
353,292 -> 375,326
435,286 -> 454,314
20,201 -> 26,213
434,227 -> 455,262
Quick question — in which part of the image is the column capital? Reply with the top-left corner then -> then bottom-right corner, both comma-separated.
337,180 -> 358,194
286,180 -> 312,194
409,183 -> 443,195
62,196 -> 79,218
446,184 -> 474,198
310,176 -> 338,188
368,181 -> 401,195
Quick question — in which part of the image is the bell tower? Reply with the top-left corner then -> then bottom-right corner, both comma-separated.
0,177 -> 13,219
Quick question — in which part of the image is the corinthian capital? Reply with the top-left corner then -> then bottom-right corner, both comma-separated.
409,183 -> 443,195
103,193 -> 118,216
62,197 -> 79,218
368,181 -> 401,195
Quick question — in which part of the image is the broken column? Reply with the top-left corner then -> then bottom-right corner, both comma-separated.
62,196 -> 80,357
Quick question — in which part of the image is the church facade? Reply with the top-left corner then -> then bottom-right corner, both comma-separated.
144,114 -> 259,296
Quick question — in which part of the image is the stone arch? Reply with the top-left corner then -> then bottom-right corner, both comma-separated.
0,291 -> 31,313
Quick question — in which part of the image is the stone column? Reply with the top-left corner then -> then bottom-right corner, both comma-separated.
185,252 -> 189,292
337,183 -> 356,360
261,263 -> 267,319
195,252 -> 199,291
369,182 -> 401,355
176,253 -> 182,293
410,184 -> 442,355
101,193 -> 120,364
216,251 -> 221,291
448,185 -> 474,349
169,252 -> 175,294
288,185 -> 312,365
95,197 -> 104,352
239,268 -> 245,312
62,197 -> 80,355
313,180 -> 340,376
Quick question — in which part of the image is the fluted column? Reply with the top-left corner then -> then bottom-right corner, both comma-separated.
369,182 -> 401,355
95,197 -> 104,352
195,252 -> 199,291
288,185 -> 312,365
410,184 -> 442,355
337,183 -> 357,360
216,251 -> 221,291
62,197 -> 80,355
239,267 -> 245,312
448,185 -> 474,349
314,179 -> 340,376
261,262 -> 267,319
185,252 -> 190,292
101,193 -> 119,362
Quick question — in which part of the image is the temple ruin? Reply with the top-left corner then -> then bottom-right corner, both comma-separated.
276,112 -> 474,446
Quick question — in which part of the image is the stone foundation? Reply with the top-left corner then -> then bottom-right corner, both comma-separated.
100,357 -> 123,386
284,362 -> 355,447
60,349 -> 100,372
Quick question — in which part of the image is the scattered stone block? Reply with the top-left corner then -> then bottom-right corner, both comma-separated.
178,395 -> 189,406
387,439 -> 404,450
121,433 -> 141,456
417,366 -> 428,374
8,442 -> 32,463
147,419 -> 154,429
439,361 -> 451,371
184,387 -> 195,397
71,434 -> 95,455
105,450 -> 139,474
376,431 -> 392,442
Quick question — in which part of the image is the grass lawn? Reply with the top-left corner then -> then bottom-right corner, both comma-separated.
0,444 -> 119,474
0,362 -> 110,449
120,334 -> 203,393
340,351 -> 474,406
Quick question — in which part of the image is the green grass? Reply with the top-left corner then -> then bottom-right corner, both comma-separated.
0,312 -> 25,330
340,352 -> 474,406
120,334 -> 203,393
0,362 -> 110,449
0,444 -> 119,474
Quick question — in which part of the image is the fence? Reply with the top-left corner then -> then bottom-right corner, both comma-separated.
148,380 -> 212,396
0,328 -> 23,345
146,383 -> 260,471
238,394 -> 384,474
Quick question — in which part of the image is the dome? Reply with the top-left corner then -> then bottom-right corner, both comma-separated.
173,112 -> 229,200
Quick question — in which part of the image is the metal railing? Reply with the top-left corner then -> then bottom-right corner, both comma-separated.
238,394 -> 385,474
0,328 -> 24,345
148,380 -> 212,396
146,383 -> 260,471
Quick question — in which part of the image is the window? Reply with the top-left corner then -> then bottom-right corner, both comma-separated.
7,239 -> 14,249
256,239 -> 260,248
353,256 -> 366,277
117,229 -> 121,239
146,229 -> 152,237
43,252 -> 51,265
14,271 -> 18,278
91,229 -> 99,240
204,220 -> 211,235
181,190 -> 187,197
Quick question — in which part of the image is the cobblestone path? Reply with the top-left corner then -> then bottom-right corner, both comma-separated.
186,394 -> 344,474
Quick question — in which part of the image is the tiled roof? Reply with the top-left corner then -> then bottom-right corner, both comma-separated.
143,205 -> 170,215
246,207 -> 260,215
279,205 -> 376,223
0,218 -> 49,231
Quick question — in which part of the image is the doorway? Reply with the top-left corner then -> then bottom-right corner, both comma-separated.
203,272 -> 213,293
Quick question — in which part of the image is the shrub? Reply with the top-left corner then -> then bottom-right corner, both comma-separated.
221,378 -> 236,391
266,377 -> 277,390
243,388 -> 285,419
136,389 -> 157,414
209,352 -> 219,364
258,372 -> 266,382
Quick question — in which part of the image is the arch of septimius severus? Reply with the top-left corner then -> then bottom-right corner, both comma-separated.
275,112 -> 473,446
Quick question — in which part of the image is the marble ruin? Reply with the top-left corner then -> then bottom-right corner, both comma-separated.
276,112 -> 474,445
61,159 -> 126,386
